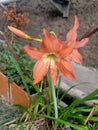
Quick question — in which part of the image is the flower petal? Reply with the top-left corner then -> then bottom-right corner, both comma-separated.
41,29 -> 63,52
69,49 -> 82,64
50,63 -> 58,85
56,59 -> 76,80
59,41 -> 76,58
66,16 -> 79,41
33,59 -> 50,84
75,38 -> 89,48
24,45 -> 43,60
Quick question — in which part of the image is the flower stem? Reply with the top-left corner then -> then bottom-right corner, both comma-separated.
51,82 -> 58,119
47,73 -> 58,129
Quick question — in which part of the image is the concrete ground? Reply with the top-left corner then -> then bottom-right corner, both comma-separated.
60,63 -> 98,105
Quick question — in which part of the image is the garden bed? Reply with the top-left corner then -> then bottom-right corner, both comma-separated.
0,0 -> 98,129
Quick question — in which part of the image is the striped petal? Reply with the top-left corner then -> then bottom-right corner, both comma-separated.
56,59 -> 76,80
59,41 -> 76,58
66,16 -> 79,42
69,49 -> 82,64
24,45 -> 43,60
33,59 -> 50,84
75,38 -> 89,48
41,29 -> 63,52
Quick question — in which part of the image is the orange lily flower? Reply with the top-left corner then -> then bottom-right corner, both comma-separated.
64,16 -> 89,64
24,29 -> 76,85
8,26 -> 42,42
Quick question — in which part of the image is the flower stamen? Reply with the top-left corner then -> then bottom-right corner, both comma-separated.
43,53 -> 60,61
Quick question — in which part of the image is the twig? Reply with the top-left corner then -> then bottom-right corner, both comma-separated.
0,31 -> 19,61
85,101 -> 98,124
79,26 -> 98,41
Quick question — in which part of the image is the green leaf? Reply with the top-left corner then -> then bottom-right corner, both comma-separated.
19,124 -> 24,130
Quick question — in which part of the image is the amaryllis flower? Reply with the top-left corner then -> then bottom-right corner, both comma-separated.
8,16 -> 89,85
24,29 -> 76,85
64,16 -> 89,64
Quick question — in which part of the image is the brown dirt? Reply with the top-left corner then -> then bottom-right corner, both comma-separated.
0,0 -> 98,68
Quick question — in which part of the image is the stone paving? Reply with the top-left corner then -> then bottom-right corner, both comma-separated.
60,63 -> 98,105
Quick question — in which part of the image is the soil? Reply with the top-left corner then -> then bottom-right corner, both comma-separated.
0,98 -> 21,129
0,0 -> 98,68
